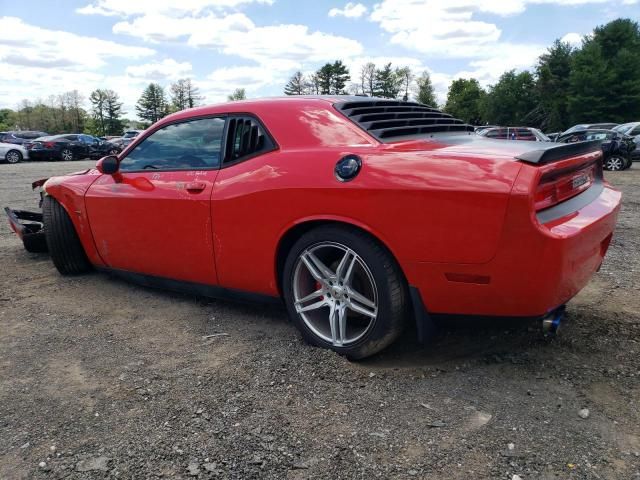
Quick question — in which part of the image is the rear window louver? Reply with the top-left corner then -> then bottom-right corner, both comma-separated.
336,100 -> 473,141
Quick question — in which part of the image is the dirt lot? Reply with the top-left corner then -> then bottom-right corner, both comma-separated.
1,160 -> 639,479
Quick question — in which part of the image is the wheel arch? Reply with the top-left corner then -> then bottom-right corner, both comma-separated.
274,217 -> 406,296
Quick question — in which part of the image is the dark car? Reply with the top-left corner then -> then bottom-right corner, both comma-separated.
556,129 -> 635,170
28,134 -> 121,161
121,130 -> 143,147
477,127 -> 551,141
562,123 -> 618,136
0,131 -> 49,145
613,122 -> 640,137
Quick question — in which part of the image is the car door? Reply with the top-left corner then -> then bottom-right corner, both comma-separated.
85,116 -> 226,285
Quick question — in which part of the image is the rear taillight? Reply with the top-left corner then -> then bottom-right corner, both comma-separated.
534,162 -> 597,211
43,141 -> 55,148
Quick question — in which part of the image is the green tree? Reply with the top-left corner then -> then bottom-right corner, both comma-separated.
568,18 -> 640,123
104,90 -> 124,135
227,88 -> 247,101
284,71 -> 310,95
532,40 -> 574,131
444,78 -> 486,124
136,83 -> 168,124
373,63 -> 401,98
89,89 -> 107,135
483,70 -> 538,125
416,71 -> 437,106
315,61 -> 351,95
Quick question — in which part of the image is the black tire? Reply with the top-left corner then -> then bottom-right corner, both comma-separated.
5,149 -> 22,164
42,196 -> 91,275
282,225 -> 408,359
60,148 -> 74,161
108,148 -> 119,155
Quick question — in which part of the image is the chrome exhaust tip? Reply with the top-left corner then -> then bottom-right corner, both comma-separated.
542,305 -> 566,334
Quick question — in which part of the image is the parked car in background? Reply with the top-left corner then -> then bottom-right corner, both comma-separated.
121,130 -> 143,147
561,123 -> 618,136
0,141 -> 29,163
4,97 -> 621,358
546,132 -> 561,142
477,127 -> 551,141
612,122 -> 640,138
556,129 -> 635,170
27,134 -> 121,161
0,131 -> 49,145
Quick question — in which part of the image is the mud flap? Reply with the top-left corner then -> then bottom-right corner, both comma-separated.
409,286 -> 436,343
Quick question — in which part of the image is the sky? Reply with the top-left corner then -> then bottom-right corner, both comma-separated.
0,0 -> 639,119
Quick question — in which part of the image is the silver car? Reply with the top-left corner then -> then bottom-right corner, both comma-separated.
0,142 -> 28,163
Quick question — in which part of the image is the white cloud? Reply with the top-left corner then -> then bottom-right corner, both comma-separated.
0,16 -> 155,71
369,0 -> 615,58
77,0 -> 273,17
113,13 -> 364,65
328,2 -> 367,18
561,32 -> 583,46
126,59 -> 193,81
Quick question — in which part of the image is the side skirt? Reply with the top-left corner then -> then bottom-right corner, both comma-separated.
97,267 -> 283,306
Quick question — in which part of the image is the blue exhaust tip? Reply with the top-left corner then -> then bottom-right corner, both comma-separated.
542,305 -> 566,334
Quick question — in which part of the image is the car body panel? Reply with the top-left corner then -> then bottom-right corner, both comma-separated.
84,170 -> 219,285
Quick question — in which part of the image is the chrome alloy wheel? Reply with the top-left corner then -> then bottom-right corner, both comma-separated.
293,242 -> 378,347
605,156 -> 623,171
61,149 -> 73,161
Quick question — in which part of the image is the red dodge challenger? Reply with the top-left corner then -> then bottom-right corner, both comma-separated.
5,97 -> 621,359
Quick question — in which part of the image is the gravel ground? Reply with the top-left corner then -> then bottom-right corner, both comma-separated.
1,160 -> 639,480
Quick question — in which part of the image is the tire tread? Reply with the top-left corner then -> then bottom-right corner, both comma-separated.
43,196 -> 91,275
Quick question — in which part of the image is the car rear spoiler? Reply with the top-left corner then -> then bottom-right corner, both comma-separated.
515,140 -> 602,164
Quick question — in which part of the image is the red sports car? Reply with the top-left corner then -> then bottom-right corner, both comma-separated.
5,97 -> 621,359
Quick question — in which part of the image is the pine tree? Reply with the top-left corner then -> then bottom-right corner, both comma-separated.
136,83 -> 168,124
416,71 -> 437,106
104,90 -> 124,135
315,61 -> 351,95
89,89 -> 107,136
373,63 -> 401,98
284,71 -> 310,95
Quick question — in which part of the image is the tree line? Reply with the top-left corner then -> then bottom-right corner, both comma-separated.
284,61 -> 438,106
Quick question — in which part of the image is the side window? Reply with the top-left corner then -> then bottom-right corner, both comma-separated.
119,117 -> 225,172
65,135 -> 79,141
631,126 -> 640,136
223,116 -> 274,165
80,135 -> 94,144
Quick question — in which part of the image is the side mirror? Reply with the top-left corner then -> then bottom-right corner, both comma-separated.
96,155 -> 119,175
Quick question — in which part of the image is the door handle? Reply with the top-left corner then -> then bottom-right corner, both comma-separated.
185,181 -> 206,193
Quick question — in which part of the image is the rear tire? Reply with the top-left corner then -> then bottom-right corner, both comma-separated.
42,196 -> 91,275
282,225 -> 408,359
5,150 -> 22,164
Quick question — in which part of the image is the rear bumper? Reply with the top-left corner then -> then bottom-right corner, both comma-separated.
405,184 -> 621,318
4,207 -> 47,252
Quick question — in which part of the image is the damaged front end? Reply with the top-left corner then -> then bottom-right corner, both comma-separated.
4,178 -> 48,253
